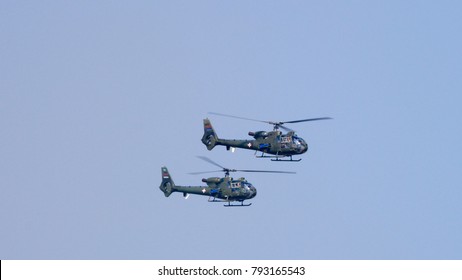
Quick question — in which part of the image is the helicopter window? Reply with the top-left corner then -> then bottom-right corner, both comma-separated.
230,182 -> 242,189
281,136 -> 291,143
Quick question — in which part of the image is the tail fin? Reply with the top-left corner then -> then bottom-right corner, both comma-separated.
159,167 -> 175,197
201,118 -> 218,150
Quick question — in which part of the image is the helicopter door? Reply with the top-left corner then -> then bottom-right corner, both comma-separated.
259,143 -> 271,150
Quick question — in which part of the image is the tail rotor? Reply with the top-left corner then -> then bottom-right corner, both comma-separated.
159,167 -> 175,197
201,118 -> 218,150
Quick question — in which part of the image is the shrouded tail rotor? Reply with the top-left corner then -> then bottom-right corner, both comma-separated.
201,118 -> 218,150
159,167 -> 175,197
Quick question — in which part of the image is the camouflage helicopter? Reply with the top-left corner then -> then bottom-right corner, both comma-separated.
159,156 -> 294,207
201,112 -> 332,162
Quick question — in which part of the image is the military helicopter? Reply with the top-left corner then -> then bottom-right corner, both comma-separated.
201,112 -> 332,161
159,156 -> 295,207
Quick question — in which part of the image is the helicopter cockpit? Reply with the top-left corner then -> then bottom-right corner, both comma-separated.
278,134 -> 308,153
242,181 -> 257,198
229,179 -> 256,199
293,136 -> 308,152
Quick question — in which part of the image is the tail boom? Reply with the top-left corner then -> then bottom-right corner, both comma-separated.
159,167 -> 213,198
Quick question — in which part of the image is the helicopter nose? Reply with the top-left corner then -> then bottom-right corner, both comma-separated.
250,187 -> 257,198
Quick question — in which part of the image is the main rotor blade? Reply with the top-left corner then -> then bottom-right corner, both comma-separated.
190,170 -> 295,175
196,156 -> 227,170
209,112 -> 332,127
236,169 -> 296,174
188,170 -> 222,175
283,117 -> 332,124
208,112 -> 270,124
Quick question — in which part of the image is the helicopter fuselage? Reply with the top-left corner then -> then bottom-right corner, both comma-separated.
160,167 -> 257,203
174,179 -> 257,202
216,130 -> 308,156
202,119 -> 308,158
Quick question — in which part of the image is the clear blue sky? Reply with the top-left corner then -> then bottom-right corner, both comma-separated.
1,1 -> 461,259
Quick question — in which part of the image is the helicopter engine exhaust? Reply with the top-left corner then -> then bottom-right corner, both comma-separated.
202,177 -> 221,184
249,131 -> 268,139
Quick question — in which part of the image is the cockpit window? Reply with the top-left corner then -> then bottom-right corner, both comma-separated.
242,182 -> 252,188
281,136 -> 291,143
230,182 -> 241,188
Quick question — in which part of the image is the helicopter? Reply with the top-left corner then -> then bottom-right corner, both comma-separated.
201,112 -> 332,161
159,156 -> 294,207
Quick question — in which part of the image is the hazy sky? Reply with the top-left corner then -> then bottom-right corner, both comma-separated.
1,1 -> 461,259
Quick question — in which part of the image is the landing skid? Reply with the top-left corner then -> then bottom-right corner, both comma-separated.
224,201 -> 252,207
208,197 -> 252,207
271,157 -> 301,162
255,152 -> 302,162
